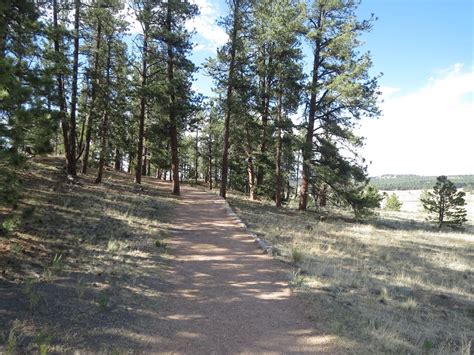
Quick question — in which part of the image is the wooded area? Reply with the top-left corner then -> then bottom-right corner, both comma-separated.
1,1 -> 473,353
370,174 -> 474,191
1,0 -> 382,215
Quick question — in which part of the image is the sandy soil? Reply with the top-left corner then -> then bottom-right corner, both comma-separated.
151,184 -> 335,353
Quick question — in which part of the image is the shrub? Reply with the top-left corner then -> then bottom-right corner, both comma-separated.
291,247 -> 304,264
384,193 -> 402,211
350,185 -> 384,218
1,213 -> 22,235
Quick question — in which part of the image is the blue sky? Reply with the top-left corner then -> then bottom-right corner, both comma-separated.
185,0 -> 473,176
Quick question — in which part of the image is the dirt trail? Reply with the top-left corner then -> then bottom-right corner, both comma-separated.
153,184 -> 334,353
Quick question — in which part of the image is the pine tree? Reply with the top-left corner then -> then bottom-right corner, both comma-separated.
421,176 -> 468,228
131,0 -> 156,184
384,193 -> 402,211
0,0 -> 55,206
299,0 -> 380,211
206,0 -> 251,199
160,0 -> 199,195
81,0 -> 107,174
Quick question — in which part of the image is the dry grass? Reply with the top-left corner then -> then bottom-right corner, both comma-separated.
229,195 -> 474,354
0,156 -> 176,352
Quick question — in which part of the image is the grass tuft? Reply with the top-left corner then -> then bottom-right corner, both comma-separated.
6,329 -> 17,355
35,330 -> 52,355
76,278 -> 86,299
290,247 -> 304,264
400,297 -> 417,311
154,239 -> 167,249
107,239 -> 121,252
98,292 -> 109,311
22,278 -> 41,313
289,269 -> 306,289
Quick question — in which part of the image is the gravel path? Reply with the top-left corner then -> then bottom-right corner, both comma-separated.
153,184 -> 334,354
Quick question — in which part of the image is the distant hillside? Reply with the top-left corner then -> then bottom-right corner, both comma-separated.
369,174 -> 474,191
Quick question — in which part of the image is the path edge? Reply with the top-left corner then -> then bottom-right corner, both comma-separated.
221,197 -> 274,255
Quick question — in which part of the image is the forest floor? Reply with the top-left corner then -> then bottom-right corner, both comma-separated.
0,157 -> 178,353
228,194 -> 474,354
1,157 -> 336,353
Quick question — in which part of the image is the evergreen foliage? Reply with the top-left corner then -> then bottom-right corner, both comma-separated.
0,0 -> 389,218
421,176 -> 468,228
0,0 -> 56,206
298,0 -> 380,211
370,174 -> 474,191
347,184 -> 383,218
384,193 -> 402,211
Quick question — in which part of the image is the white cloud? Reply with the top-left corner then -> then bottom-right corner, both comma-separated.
358,63 -> 474,176
120,0 -> 227,52
119,4 -> 142,35
379,86 -> 400,98
187,0 -> 228,52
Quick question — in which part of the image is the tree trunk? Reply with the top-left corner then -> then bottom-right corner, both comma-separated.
167,2 -> 180,195
82,19 -> 102,174
208,137 -> 213,190
299,41 -> 320,210
245,122 -> 256,200
275,95 -> 282,207
220,0 -> 240,199
53,0 -> 71,172
95,111 -> 109,184
194,129 -> 199,184
256,52 -> 272,188
319,184 -> 327,207
128,150 -> 134,174
95,38 -> 112,184
214,154 -> 218,186
114,148 -> 121,171
67,0 -> 80,176
294,150 -> 300,198
147,154 -> 151,177
286,146 -> 291,201
135,30 -> 148,184
142,146 -> 148,176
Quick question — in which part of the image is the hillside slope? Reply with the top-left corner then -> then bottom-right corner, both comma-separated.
0,157 -> 176,353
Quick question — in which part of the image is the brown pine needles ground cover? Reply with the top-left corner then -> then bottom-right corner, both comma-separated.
0,157 -> 177,353
228,194 -> 473,354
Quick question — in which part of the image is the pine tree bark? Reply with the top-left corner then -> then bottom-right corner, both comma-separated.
95,38 -> 112,184
142,146 -> 148,176
167,2 -> 180,195
299,39 -> 320,210
53,0 -> 71,173
294,150 -> 300,198
275,94 -> 282,207
114,148 -> 121,171
220,0 -> 240,199
194,129 -> 199,184
208,137 -> 213,190
135,30 -> 148,184
67,0 -> 80,176
256,51 -> 272,188
82,19 -> 102,174
245,122 -> 256,200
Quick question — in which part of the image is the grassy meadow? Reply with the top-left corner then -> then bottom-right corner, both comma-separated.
229,192 -> 474,354
383,189 -> 474,219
